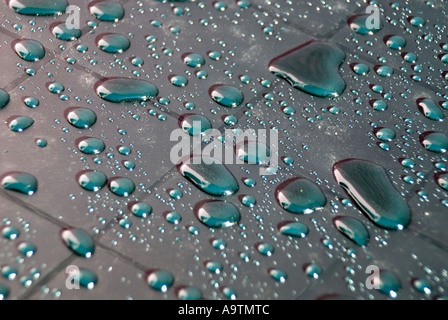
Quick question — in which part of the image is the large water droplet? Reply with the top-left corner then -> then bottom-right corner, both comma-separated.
77,170 -> 107,192
8,116 -> 34,132
209,84 -> 244,108
333,216 -> 369,246
333,159 -> 411,230
66,107 -> 97,129
420,132 -> 448,153
96,33 -> 130,53
89,1 -> 124,22
95,78 -> 159,103
178,155 -> 239,197
1,171 -> 38,195
269,40 -> 346,98
8,0 -> 68,16
13,39 -> 45,62
195,200 -> 241,228
275,177 -> 327,214
385,35 -> 406,50
60,227 -> 95,258
417,98 -> 445,121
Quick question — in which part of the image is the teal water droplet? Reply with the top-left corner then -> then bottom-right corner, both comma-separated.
269,268 -> 287,283
66,107 -> 97,129
333,159 -> 411,230
420,132 -> 448,153
333,216 -> 369,246
278,221 -> 309,238
2,226 -> 20,240
2,265 -> 18,280
210,84 -> 244,108
178,156 -> 239,197
180,114 -> 212,136
0,89 -> 10,109
256,243 -> 274,256
77,170 -> 107,192
13,39 -> 45,61
223,115 -> 238,126
243,178 -> 256,188
409,16 -> 425,28
205,261 -> 223,274
95,78 -> 159,103
77,137 -> 105,154
123,160 -> 135,171
169,189 -> 183,199
385,35 -> 406,50
348,14 -> 383,35
51,22 -> 81,41
2,172 -> 38,195
372,100 -> 387,111
165,211 -> 182,224
108,177 -> 135,197
96,33 -> 130,54
146,269 -> 174,292
8,0 -> 68,15
375,127 -> 396,142
417,98 -> 444,121
403,52 -> 417,63
222,287 -> 237,300
170,75 -> 188,87
241,195 -> 256,207
352,63 -> 370,75
17,241 -> 37,257
60,227 -> 95,258
412,278 -> 432,295
195,200 -> 240,228
183,53 -> 205,68
177,286 -> 203,300
0,284 -> 9,300
89,1 -> 124,22
211,238 -> 226,250
68,268 -> 98,290
208,51 -> 221,60
400,158 -> 415,168
130,202 -> 152,218
24,97 -> 39,108
47,82 -> 64,94
376,65 -> 393,77
275,177 -> 327,214
118,145 -> 131,155
436,172 -> 448,191
376,270 -> 401,298
269,40 -> 346,98
305,263 -> 322,279
8,116 -> 34,132
236,140 -> 271,165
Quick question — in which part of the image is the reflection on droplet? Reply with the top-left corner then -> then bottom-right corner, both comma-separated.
8,116 -> 34,132
77,137 -> 105,155
417,98 -> 445,121
420,132 -> 448,153
108,177 -> 135,197
60,227 -> 95,258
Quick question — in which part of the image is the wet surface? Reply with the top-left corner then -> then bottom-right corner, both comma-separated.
0,0 -> 447,300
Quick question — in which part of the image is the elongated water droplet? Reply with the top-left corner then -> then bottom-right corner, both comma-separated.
2,171 -> 38,195
13,39 -> 45,61
333,216 -> 369,246
420,132 -> 448,153
66,107 -> 97,129
76,137 -> 105,154
95,78 -> 159,103
417,98 -> 444,121
333,159 -> 411,230
89,1 -> 124,22
8,116 -> 34,132
275,177 -> 327,214
178,155 -> 239,197
269,40 -> 346,98
278,221 -> 309,238
8,0 -> 68,16
77,170 -> 107,192
195,200 -> 241,228
60,227 -> 95,258
51,22 -> 81,41
210,84 -> 244,108
269,268 -> 287,283
96,33 -> 130,53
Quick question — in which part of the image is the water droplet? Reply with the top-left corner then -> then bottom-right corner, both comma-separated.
89,1 -> 124,22
210,84 -> 244,108
183,53 -> 205,68
385,35 -> 406,50
417,98 -> 444,121
8,0 -> 68,16
411,278 -> 432,295
96,33 -> 130,54
66,107 -> 97,129
2,171 -> 38,195
2,226 -> 20,240
13,39 -> 45,62
305,263 -> 322,279
375,127 -> 396,142
60,227 -> 95,258
348,14 -> 383,35
176,286 -> 203,300
68,268 -> 98,290
205,261 -> 223,274
130,202 -> 152,218
420,132 -> 448,153
275,177 -> 327,214
51,22 -> 81,41
269,40 -> 346,98
180,114 -> 212,136
0,89 -> 10,109
17,241 -> 37,257
165,211 -> 182,224
178,156 -> 239,197
256,242 -> 274,256
352,63 -> 370,75
146,269 -> 174,292
95,78 -> 159,103
236,140 -> 271,165
195,200 -> 241,228
77,170 -> 107,192
269,268 -> 287,283
333,216 -> 369,246
241,195 -> 256,207
108,177 -> 135,197
76,137 -> 105,154
376,270 -> 401,298
8,116 -> 34,132
278,221 -> 309,238
170,75 -> 188,87
24,97 -> 39,108
333,159 -> 411,230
